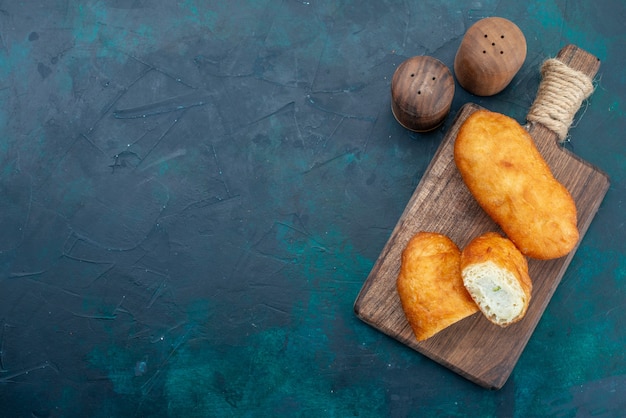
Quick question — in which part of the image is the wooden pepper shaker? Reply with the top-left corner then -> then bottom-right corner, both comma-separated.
454,17 -> 526,96
391,56 -> 455,132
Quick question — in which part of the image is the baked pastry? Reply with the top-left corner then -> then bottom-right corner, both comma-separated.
461,232 -> 532,327
397,232 -> 479,341
454,109 -> 579,259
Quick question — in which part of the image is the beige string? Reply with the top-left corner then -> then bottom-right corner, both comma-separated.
527,58 -> 594,141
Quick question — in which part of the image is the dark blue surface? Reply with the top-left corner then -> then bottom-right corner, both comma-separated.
0,1 -> 624,416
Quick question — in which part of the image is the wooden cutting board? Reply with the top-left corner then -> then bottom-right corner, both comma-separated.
353,45 -> 610,389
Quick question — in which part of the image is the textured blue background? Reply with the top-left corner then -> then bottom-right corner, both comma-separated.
0,1 -> 624,416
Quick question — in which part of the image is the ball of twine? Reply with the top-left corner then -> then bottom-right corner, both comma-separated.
527,58 -> 594,140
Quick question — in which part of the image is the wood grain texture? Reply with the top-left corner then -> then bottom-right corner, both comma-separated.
454,17 -> 527,96
354,45 -> 608,389
391,56 -> 455,132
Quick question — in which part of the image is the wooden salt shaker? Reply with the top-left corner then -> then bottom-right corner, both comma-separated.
454,17 -> 526,96
391,56 -> 455,132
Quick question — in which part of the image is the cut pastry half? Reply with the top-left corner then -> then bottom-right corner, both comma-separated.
461,232 -> 532,327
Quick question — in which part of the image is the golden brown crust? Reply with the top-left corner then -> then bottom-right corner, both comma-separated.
396,232 -> 479,341
454,110 -> 579,259
461,232 -> 532,324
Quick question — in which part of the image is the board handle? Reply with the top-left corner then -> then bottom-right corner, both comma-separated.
527,45 -> 600,141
